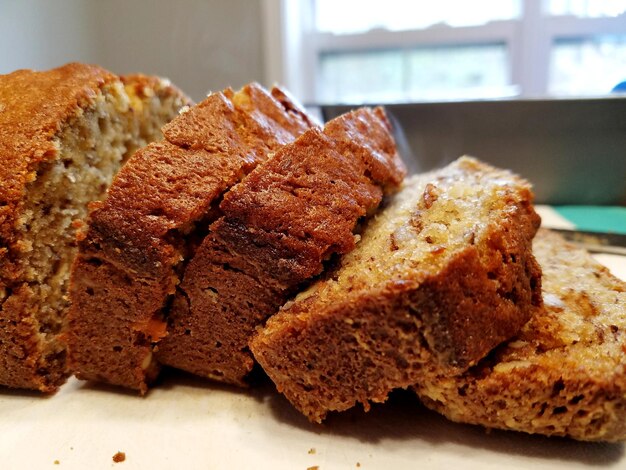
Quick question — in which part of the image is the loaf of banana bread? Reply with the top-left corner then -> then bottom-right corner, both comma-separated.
0,63 -> 188,391
66,83 -> 316,392
251,157 -> 542,422
415,229 -> 626,442
156,107 -> 406,385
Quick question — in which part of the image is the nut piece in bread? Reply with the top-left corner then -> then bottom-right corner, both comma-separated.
415,228 -> 626,442
251,157 -> 542,423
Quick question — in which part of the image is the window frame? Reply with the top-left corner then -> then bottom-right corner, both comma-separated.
262,0 -> 626,102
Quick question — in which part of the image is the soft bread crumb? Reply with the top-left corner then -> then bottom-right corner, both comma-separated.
415,229 -> 626,441
0,66 -> 188,392
251,157 -> 541,423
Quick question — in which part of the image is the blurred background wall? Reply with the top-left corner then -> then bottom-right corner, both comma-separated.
0,0 -> 99,75
0,0 -> 264,101
94,0 -> 264,100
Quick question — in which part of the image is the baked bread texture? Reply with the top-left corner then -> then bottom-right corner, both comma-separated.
414,229 -> 626,442
156,107 -> 406,385
66,83 -> 316,392
250,157 -> 542,423
0,63 -> 188,392
121,74 -> 191,154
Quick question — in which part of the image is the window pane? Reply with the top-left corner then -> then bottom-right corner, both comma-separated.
545,0 -> 626,17
548,36 -> 626,95
315,0 -> 521,34
318,50 -> 404,102
318,44 -> 512,103
407,44 -> 510,99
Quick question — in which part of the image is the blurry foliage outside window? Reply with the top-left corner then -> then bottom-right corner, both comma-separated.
549,35 -> 626,95
319,45 -> 510,102
313,0 -> 626,101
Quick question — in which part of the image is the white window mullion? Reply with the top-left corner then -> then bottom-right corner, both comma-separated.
519,0 -> 551,96
547,14 -> 626,36
301,30 -> 319,103
262,0 -> 315,101
313,22 -> 518,53
509,20 -> 525,91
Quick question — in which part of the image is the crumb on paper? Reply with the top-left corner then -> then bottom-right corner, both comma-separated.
307,466 -> 319,470
112,452 -> 126,463
54,460 -> 60,465
356,463 -> 361,468
308,448 -> 316,455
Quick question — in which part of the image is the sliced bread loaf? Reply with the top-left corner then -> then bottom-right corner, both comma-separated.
250,157 -> 542,423
0,63 -> 188,391
415,228 -> 626,442
156,107 -> 406,385
66,83 -> 315,392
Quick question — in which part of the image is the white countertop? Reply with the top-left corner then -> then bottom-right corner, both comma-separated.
1,206 -> 624,470
2,372 -> 624,470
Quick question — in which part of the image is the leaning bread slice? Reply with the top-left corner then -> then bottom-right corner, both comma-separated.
156,107 -> 406,385
66,83 -> 315,392
414,229 -> 626,442
251,157 -> 542,423
121,73 -> 192,153
0,63 -> 188,392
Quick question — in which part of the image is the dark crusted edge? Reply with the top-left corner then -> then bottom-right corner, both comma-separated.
251,186 -> 541,422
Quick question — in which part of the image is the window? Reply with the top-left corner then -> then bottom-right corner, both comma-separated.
314,0 -> 521,33
264,0 -> 626,102
549,35 -> 626,95
318,44 -> 512,102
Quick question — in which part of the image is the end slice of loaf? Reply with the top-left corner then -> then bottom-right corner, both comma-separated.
250,157 -> 542,423
155,107 -> 406,385
66,83 -> 315,393
0,63 -> 188,392
414,228 -> 626,442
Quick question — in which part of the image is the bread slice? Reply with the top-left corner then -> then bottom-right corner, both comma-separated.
121,74 -> 192,154
251,157 -> 542,423
0,63 -> 188,391
156,107 -> 406,385
414,229 -> 626,442
66,83 -> 316,392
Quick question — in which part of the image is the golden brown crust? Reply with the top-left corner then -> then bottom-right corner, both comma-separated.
415,229 -> 626,442
250,157 -> 541,422
0,63 -> 187,392
324,107 -> 405,190
66,83 -> 314,392
156,107 -> 406,384
120,73 -> 186,100
217,107 -> 405,286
